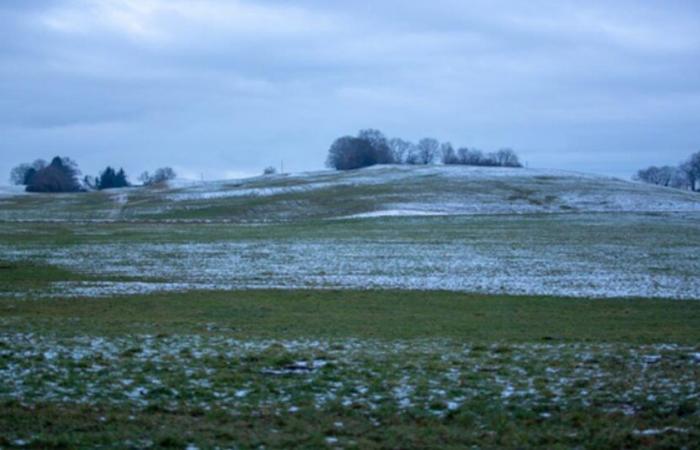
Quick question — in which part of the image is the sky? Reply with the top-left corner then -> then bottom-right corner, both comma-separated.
1,0 -> 699,182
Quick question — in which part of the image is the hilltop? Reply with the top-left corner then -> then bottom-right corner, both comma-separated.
1,165 -> 699,222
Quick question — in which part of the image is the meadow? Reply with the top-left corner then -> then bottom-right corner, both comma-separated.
2,286 -> 700,448
2,166 -> 700,448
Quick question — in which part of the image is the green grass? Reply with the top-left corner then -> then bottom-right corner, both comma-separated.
2,400 -> 696,449
2,289 -> 700,343
2,283 -> 700,448
1,169 -> 700,448
2,211 -> 698,245
0,261 -> 86,292
2,165 -> 698,222
2,212 -> 699,302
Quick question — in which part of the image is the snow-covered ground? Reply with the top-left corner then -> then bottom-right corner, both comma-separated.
2,212 -> 699,299
23,240 -> 696,299
0,185 -> 26,197
1,166 -> 699,299
164,165 -> 700,214
1,165 -> 699,222
343,209 -> 448,218
1,333 -> 697,422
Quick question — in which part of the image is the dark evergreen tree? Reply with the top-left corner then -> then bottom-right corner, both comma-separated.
97,166 -> 129,190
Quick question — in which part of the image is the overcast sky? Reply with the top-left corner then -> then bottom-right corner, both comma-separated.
1,0 -> 699,182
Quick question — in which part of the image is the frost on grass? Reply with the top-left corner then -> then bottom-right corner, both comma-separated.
2,165 -> 700,222
1,333 -> 699,426
3,212 -> 700,300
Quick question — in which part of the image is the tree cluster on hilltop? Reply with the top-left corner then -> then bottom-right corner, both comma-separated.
83,167 -> 129,190
635,151 -> 700,192
138,167 -> 177,186
10,157 -> 176,193
11,157 -> 83,193
326,129 -> 522,170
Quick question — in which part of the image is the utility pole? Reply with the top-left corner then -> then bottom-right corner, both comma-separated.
280,160 -> 284,174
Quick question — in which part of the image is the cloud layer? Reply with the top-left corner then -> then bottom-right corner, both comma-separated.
1,0 -> 699,180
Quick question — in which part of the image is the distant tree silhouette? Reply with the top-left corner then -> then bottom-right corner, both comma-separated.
405,146 -> 421,165
445,147 -> 522,167
10,159 -> 47,185
681,152 -> 700,192
326,136 -> 377,170
634,166 -> 679,187
388,138 -> 412,164
139,167 -> 177,185
495,149 -> 523,167
83,175 -> 98,190
25,156 -> 82,193
456,148 -> 481,165
635,151 -> 699,192
327,130 -> 522,170
326,130 -> 395,170
263,166 -> 277,175
441,142 -> 458,165
96,166 -> 129,190
669,168 -> 692,190
414,138 -> 440,165
357,129 -> 394,164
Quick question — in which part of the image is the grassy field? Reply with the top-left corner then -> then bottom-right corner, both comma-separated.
2,165 -> 699,222
1,285 -> 700,448
2,166 -> 700,448
2,212 -> 700,300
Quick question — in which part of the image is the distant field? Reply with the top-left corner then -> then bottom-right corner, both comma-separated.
1,166 -> 700,448
1,165 -> 699,223
1,212 -> 700,299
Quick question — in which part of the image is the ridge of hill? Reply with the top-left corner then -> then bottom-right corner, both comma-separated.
1,165 -> 698,222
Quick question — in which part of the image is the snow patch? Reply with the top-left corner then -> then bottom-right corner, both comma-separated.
343,209 -> 448,219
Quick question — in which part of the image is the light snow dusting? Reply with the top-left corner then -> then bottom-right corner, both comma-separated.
1,166 -> 700,299
1,165 -> 700,222
0,334 -> 698,424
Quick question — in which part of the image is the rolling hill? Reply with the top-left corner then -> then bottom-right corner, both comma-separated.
1,165 -> 700,300
1,165 -> 699,222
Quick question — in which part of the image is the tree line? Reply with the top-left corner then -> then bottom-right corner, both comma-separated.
634,151 -> 700,192
10,157 -> 176,193
326,129 -> 522,171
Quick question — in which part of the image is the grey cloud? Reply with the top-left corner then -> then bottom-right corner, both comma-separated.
1,0 -> 699,181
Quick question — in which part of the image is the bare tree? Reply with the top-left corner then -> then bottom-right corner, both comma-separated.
415,138 -> 440,164
140,167 -> 177,185
153,167 -> 176,184
83,175 -> 98,190
457,148 -> 482,165
634,166 -> 677,187
326,130 -> 523,169
680,152 -> 700,191
441,142 -> 458,165
405,145 -> 421,165
138,171 -> 151,185
10,164 -> 33,186
388,138 -> 412,164
495,148 -> 522,167
9,159 -> 47,185
480,152 -> 498,166
670,168 -> 691,190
